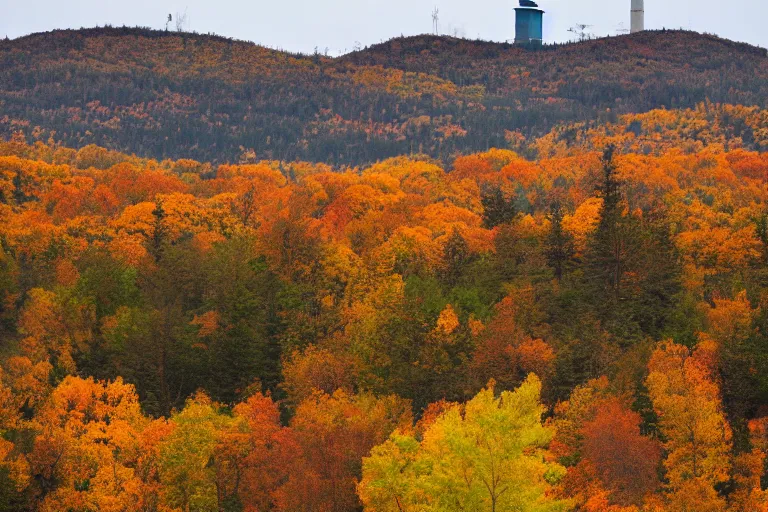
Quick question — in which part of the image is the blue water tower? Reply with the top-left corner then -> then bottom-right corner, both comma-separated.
515,0 -> 544,45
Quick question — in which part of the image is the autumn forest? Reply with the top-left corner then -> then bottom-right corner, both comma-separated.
1,26 -> 768,512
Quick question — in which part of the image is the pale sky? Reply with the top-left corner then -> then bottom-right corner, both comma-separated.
1,0 -> 766,55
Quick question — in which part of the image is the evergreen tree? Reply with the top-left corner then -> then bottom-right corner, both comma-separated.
582,146 -> 680,339
442,228 -> 473,287
12,171 -> 33,205
150,200 -> 169,263
546,201 -> 576,281
481,185 -> 517,229
635,213 -> 681,338
582,145 -> 643,336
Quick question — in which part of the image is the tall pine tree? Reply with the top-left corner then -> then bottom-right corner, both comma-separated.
584,147 -> 638,297
546,201 -> 576,281
583,145 -> 680,340
481,185 -> 517,229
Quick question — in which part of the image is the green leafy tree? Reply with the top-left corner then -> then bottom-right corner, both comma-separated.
159,392 -> 234,512
359,375 -> 570,512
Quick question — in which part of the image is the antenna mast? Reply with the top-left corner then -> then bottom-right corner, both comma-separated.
568,24 -> 593,42
432,7 -> 440,35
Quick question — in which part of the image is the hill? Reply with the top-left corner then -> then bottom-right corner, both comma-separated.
1,27 -> 767,164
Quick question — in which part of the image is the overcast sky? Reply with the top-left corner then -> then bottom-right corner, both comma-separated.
2,0 -> 766,55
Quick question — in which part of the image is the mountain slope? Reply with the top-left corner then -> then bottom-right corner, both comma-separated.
1,27 -> 767,164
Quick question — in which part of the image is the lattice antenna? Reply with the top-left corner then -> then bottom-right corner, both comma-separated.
432,7 -> 440,35
568,23 -> 593,42
175,8 -> 188,32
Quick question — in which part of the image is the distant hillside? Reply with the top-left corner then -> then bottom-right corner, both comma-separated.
1,27 -> 767,164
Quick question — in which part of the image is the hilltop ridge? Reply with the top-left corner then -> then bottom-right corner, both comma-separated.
1,27 -> 767,164
7,25 -> 767,59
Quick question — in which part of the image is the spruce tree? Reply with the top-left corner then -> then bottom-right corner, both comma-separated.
583,145 -> 681,339
150,200 -> 169,263
442,228 -> 473,287
481,185 -> 516,229
635,213 -> 681,338
546,201 -> 576,281
583,145 -> 642,335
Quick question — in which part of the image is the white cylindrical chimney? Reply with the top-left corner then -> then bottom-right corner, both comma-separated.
631,0 -> 644,33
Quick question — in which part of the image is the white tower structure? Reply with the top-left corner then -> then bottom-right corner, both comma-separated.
631,0 -> 645,33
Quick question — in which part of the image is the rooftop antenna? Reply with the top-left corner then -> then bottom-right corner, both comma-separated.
432,7 -> 440,35
568,23 -> 593,42
616,22 -> 630,35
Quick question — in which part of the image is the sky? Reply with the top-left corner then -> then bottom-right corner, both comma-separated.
1,0 -> 766,55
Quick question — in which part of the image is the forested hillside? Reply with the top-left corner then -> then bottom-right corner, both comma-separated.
2,111 -> 768,508
3,23 -> 768,512
1,27 -> 767,165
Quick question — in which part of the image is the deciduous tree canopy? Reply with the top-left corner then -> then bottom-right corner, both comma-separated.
1,93 -> 768,510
